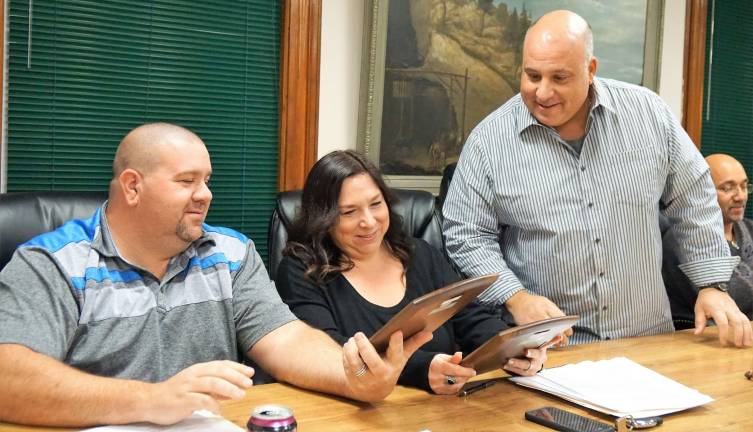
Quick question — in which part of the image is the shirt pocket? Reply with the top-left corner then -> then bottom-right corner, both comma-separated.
606,147 -> 659,207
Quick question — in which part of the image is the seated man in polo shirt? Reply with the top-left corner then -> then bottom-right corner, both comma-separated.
0,123 -> 431,428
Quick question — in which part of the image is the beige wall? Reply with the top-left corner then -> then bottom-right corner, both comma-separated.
317,0 -> 688,155
658,0 -> 687,121
317,0 -> 365,157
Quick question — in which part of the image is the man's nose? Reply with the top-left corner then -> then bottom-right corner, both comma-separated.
194,181 -> 213,203
731,184 -> 748,199
536,80 -> 554,100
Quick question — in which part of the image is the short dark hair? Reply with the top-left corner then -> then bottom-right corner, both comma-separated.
283,150 -> 412,283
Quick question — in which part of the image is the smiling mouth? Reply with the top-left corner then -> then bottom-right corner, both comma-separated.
357,230 -> 379,240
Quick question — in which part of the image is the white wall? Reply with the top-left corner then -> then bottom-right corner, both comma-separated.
317,1 -> 688,155
316,0 -> 364,156
658,0 -> 687,121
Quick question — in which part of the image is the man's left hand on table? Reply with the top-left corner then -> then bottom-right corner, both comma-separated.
694,288 -> 753,347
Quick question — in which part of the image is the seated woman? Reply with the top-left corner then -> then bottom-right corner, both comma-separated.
276,150 -> 550,394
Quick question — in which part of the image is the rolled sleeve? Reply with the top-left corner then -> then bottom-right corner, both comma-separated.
659,101 -> 738,288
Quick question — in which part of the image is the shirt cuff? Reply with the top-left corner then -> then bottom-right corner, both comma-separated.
476,272 -> 526,307
678,256 -> 740,289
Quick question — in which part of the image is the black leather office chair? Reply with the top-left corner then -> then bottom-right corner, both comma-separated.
267,188 -> 444,280
0,191 -> 107,270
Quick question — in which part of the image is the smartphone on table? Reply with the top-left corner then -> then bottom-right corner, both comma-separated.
524,406 -> 614,432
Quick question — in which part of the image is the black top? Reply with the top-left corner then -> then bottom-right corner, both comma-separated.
276,239 -> 508,392
663,218 -> 753,326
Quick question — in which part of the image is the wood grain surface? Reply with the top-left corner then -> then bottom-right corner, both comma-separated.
1,326 -> 751,431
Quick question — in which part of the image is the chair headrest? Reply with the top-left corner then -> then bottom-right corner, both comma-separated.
0,191 -> 107,269
267,188 -> 443,280
275,190 -> 303,232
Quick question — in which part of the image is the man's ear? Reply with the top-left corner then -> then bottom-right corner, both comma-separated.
588,57 -> 598,84
119,168 -> 143,206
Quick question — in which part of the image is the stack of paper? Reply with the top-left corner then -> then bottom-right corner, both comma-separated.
510,357 -> 713,417
82,410 -> 244,432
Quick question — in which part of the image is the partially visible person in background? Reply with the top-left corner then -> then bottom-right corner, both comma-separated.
664,154 -> 753,325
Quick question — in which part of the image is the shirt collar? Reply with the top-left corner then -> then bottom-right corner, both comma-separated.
591,77 -> 616,115
90,202 -> 118,258
732,220 -> 753,259
516,77 -> 616,135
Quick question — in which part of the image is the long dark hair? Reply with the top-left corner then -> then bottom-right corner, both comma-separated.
283,150 -> 412,284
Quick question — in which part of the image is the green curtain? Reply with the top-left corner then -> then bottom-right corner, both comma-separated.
701,0 -> 753,218
6,0 -> 281,260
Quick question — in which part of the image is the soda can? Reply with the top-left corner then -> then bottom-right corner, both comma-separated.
247,404 -> 297,432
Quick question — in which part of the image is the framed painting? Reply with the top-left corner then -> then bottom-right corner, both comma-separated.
358,0 -> 665,193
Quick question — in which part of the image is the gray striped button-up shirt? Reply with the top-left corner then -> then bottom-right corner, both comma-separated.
443,77 -> 738,343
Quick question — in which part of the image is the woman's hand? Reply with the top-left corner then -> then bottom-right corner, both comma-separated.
342,330 -> 432,402
428,352 -> 477,395
502,335 -> 561,376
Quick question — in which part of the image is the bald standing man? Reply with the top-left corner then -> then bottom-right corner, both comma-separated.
664,154 -> 753,322
443,10 -> 752,346
0,123 -> 431,428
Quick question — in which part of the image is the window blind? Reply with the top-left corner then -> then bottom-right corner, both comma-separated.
6,0 -> 281,260
701,0 -> 753,218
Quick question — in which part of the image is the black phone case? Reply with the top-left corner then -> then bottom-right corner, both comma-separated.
524,407 -> 614,432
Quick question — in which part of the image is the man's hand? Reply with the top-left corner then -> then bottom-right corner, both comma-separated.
505,290 -> 572,343
502,334 -> 560,376
342,330 -> 432,402
142,360 -> 255,425
694,288 -> 753,347
428,352 -> 476,395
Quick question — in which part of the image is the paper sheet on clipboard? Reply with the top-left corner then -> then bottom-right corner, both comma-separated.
510,357 -> 713,418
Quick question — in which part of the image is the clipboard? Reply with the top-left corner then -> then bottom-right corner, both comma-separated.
460,315 -> 580,375
368,273 -> 499,352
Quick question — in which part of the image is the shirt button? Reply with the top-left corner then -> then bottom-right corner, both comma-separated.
580,165 -> 586,172
602,305 -> 608,311
605,336 -> 612,340
599,271 -> 605,277
595,238 -> 601,244
588,202 -> 594,208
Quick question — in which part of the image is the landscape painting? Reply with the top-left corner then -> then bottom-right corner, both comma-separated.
361,0 -> 660,186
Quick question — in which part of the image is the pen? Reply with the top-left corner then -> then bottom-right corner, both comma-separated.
458,379 -> 497,397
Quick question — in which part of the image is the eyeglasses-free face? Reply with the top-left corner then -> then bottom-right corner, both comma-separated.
330,173 -> 390,262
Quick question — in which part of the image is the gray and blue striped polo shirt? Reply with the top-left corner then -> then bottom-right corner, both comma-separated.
443,77 -> 737,343
0,205 -> 295,381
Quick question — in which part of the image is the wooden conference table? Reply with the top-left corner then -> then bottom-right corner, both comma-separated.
1,327 -> 751,432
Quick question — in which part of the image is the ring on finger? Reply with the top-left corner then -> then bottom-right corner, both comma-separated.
445,375 -> 457,385
524,360 -> 533,372
354,362 -> 368,377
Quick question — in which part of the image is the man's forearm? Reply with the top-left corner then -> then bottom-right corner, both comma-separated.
0,344 -> 152,427
251,322 -> 354,399
251,321 -> 432,403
